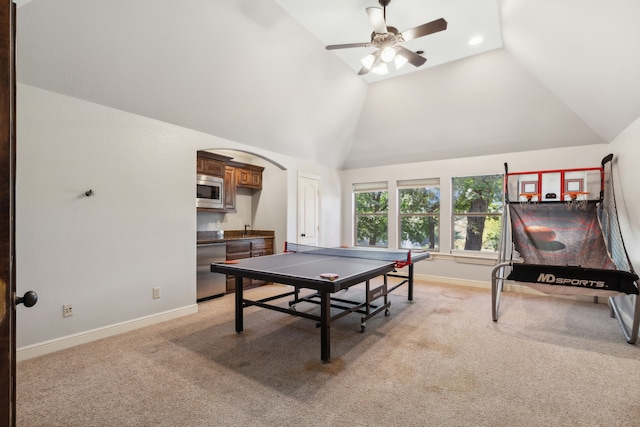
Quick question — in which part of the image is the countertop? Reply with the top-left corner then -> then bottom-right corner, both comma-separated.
197,230 -> 274,245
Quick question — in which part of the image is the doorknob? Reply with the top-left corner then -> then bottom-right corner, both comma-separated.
16,290 -> 38,308
301,233 -> 306,237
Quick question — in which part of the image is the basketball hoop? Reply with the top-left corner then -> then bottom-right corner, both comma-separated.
564,191 -> 589,210
518,193 -> 540,210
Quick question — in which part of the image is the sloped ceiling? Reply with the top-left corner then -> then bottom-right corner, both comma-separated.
15,0 -> 640,170
499,0 -> 640,143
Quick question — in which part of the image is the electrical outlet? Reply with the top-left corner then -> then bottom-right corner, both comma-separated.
63,304 -> 73,318
153,287 -> 160,299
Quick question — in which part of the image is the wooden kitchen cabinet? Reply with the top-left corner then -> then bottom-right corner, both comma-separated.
197,152 -> 263,213
226,240 -> 251,258
236,165 -> 264,189
197,151 -> 231,177
249,238 -> 274,287
249,238 -> 272,257
225,237 -> 274,293
197,158 -> 224,177
223,166 -> 236,212
225,240 -> 251,292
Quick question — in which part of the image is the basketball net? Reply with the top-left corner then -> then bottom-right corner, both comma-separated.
564,192 -> 589,210
518,193 -> 540,211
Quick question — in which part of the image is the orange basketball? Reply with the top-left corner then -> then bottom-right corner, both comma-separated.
525,225 -> 556,243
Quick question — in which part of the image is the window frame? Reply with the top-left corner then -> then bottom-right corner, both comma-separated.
353,182 -> 389,248
397,178 -> 440,251
450,174 -> 503,254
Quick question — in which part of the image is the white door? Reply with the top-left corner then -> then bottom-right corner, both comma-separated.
297,173 -> 319,246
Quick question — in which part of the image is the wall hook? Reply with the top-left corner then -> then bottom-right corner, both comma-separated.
85,189 -> 94,197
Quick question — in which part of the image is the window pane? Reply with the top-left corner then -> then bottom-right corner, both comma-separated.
355,191 -> 389,214
399,187 -> 440,213
354,190 -> 388,248
355,215 -> 388,247
452,215 -> 501,251
452,175 -> 503,214
400,216 -> 439,250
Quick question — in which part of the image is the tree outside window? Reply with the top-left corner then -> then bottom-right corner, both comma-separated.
452,174 -> 503,252
354,182 -> 388,247
398,179 -> 439,250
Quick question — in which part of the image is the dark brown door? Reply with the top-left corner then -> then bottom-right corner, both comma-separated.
0,1 -> 17,424
1,2 -> 38,425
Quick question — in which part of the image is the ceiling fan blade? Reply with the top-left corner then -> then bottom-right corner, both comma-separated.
396,46 -> 427,68
366,7 -> 387,34
400,18 -> 447,42
326,42 -> 371,50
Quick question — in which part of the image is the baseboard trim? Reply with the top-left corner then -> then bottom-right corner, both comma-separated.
17,304 -> 199,361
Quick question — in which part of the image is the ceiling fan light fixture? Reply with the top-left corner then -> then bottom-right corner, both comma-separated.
324,1 -> 447,77
361,53 -> 376,70
380,46 -> 396,63
393,48 -> 408,69
371,61 -> 388,75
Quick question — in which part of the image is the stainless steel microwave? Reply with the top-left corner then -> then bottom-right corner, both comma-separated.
196,174 -> 224,209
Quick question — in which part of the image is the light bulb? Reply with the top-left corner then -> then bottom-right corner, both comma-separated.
372,62 -> 388,75
394,51 -> 408,70
380,46 -> 396,63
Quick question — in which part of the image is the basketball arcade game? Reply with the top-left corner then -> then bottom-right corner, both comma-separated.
211,243 -> 429,362
492,154 -> 639,343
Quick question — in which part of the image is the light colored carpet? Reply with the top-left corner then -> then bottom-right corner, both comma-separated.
17,280 -> 640,426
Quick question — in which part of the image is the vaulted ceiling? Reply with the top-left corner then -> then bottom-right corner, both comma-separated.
15,0 -> 640,170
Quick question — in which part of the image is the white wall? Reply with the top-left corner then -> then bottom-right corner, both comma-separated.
608,116 -> 640,270
340,144 -> 611,284
606,117 -> 640,326
16,85 -> 342,353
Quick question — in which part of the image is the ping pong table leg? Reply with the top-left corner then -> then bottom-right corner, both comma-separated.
408,264 -> 414,301
235,276 -> 243,333
320,290 -> 331,363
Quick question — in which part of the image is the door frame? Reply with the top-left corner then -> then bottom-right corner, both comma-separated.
297,172 -> 320,246
0,0 -> 16,424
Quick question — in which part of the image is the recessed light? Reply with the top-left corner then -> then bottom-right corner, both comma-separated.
468,36 -> 483,46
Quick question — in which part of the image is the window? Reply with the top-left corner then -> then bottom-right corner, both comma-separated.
452,174 -> 503,252
398,179 -> 440,250
354,182 -> 388,247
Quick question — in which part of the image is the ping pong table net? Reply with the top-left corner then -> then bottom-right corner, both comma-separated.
284,242 -> 415,268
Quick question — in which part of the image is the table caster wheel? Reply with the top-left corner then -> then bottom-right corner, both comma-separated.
360,323 -> 366,333
385,309 -> 390,316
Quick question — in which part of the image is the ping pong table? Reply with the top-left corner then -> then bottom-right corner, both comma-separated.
211,243 -> 430,362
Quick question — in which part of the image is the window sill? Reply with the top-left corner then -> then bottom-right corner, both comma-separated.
432,251 -> 498,266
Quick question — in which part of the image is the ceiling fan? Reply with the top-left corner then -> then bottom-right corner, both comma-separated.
325,0 -> 447,76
